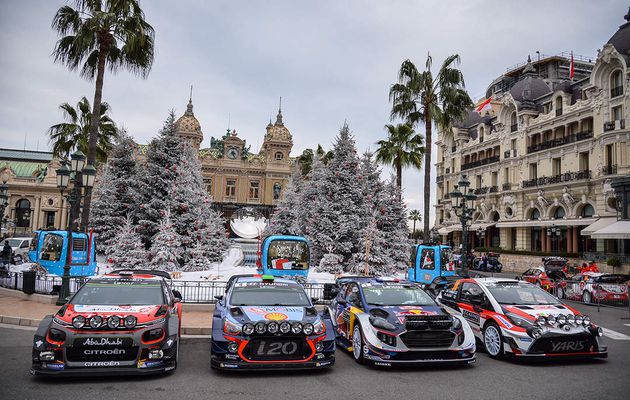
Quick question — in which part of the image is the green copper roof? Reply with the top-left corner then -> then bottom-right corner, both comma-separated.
0,160 -> 48,179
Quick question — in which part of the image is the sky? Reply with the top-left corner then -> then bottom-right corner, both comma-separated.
0,0 -> 625,226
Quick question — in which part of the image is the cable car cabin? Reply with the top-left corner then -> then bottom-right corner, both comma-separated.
28,230 -> 97,276
407,245 -> 456,285
258,235 -> 310,280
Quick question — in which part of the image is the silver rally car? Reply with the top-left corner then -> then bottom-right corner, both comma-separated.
436,277 -> 608,359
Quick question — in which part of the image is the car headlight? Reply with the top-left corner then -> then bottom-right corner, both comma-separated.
535,316 -> 546,326
89,315 -> 103,328
451,317 -> 462,330
303,323 -> 314,335
313,320 -> 326,335
505,313 -> 534,328
242,323 -> 255,335
124,315 -> 137,329
72,315 -> 86,329
255,321 -> 267,334
291,322 -> 303,334
48,328 -> 66,343
267,321 -> 279,334
547,315 -> 557,325
582,316 -> 591,326
107,316 -> 120,329
565,314 -> 575,325
369,316 -> 397,331
280,322 -> 291,334
223,319 -> 242,334
531,327 -> 544,339
142,328 -> 164,342
557,314 -> 567,325
575,315 -> 584,325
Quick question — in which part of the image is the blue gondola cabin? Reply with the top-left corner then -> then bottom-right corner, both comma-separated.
407,244 -> 456,285
257,235 -> 310,279
28,230 -> 97,276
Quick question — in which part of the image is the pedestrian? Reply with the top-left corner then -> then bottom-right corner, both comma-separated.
482,252 -> 488,271
1,240 -> 12,268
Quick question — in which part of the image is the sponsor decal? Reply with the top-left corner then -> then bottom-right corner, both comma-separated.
83,348 -> 126,356
82,337 -> 124,347
424,274 -> 432,282
35,340 -> 43,348
73,305 -> 155,313
43,363 -> 65,370
519,337 -> 533,342
235,282 -> 291,287
245,306 -> 302,315
462,309 -> 480,325
495,315 -> 513,329
166,338 -> 174,347
550,341 -> 585,352
316,361 -> 332,367
220,363 -> 239,368
225,354 -> 240,360
83,361 -> 120,367
374,362 -> 392,367
264,312 -> 288,321
137,360 -> 163,368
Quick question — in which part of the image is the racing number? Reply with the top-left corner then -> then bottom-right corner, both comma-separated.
256,341 -> 298,356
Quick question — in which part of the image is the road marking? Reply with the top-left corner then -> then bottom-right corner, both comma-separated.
624,324 -> 630,327
0,323 -> 37,331
602,328 -> 630,340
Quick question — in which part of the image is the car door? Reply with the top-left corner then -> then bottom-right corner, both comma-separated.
458,282 -> 487,334
340,283 -> 364,341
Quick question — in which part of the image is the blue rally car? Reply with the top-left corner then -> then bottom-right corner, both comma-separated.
325,277 -> 476,367
210,275 -> 335,370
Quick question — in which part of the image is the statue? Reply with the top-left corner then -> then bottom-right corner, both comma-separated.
537,190 -> 549,209
562,186 -> 575,208
273,183 -> 282,200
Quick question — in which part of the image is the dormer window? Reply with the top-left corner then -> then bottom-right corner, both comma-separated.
479,126 -> 484,143
510,112 -> 517,132
555,96 -> 563,116
274,151 -> 284,161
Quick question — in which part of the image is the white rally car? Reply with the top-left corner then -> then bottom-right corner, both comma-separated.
436,277 -> 607,360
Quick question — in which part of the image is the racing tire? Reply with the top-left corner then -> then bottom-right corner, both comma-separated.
582,291 -> 592,304
351,325 -> 365,364
483,322 -> 505,360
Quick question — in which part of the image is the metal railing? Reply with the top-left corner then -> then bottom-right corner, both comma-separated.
604,119 -> 626,132
0,271 -> 331,304
522,170 -> 591,188
602,165 -> 618,176
527,131 -> 593,154
462,155 -> 500,171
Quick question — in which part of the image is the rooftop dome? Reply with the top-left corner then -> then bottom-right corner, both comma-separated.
454,109 -> 483,128
175,100 -> 202,135
607,8 -> 630,58
265,107 -> 292,141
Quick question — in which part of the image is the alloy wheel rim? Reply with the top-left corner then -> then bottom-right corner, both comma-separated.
485,326 -> 501,356
352,327 -> 362,359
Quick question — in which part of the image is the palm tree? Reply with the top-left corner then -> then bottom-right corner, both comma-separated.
390,54 -> 472,241
298,144 -> 333,176
48,97 -> 117,163
52,0 -> 155,226
409,209 -> 421,243
375,123 -> 424,190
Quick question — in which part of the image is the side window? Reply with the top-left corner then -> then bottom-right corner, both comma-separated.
410,246 -> 418,267
162,283 -> 172,305
460,282 -> 484,304
346,284 -> 363,308
420,249 -> 435,270
20,240 -> 29,248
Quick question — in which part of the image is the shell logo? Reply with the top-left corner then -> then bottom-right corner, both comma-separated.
264,312 -> 288,321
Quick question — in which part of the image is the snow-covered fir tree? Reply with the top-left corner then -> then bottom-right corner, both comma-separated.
109,216 -> 147,269
308,124 -> 364,270
265,168 -> 303,236
318,247 -> 344,275
149,213 -> 181,272
379,178 -> 412,272
352,214 -> 390,276
89,131 -> 139,254
135,110 -> 186,247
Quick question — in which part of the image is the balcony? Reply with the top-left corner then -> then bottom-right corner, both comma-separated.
461,155 -> 500,171
489,186 -> 498,193
527,131 -> 593,154
522,170 -> 592,188
502,182 -> 512,191
602,165 -> 618,176
510,124 -> 517,132
436,175 -> 445,183
604,120 -> 626,132
474,187 -> 489,195
611,86 -> 623,98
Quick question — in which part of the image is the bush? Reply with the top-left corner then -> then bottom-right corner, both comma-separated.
607,258 -> 622,268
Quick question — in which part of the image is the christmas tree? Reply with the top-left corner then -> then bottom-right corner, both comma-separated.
109,216 -> 147,269
265,168 -> 303,236
149,212 -> 181,272
89,131 -> 139,254
379,178 -> 412,272
318,248 -> 344,275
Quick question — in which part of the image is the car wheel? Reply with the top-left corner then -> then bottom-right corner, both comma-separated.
583,291 -> 592,304
483,322 -> 504,359
351,325 -> 365,364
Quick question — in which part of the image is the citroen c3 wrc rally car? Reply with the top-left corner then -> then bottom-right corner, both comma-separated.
436,277 -> 607,359
210,275 -> 335,370
326,277 -> 476,367
31,270 -> 183,376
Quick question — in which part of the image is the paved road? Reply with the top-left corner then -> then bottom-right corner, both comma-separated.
1,303 -> 629,400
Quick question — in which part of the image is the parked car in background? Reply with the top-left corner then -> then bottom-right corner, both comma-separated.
2,237 -> 31,264
473,252 -> 503,272
558,272 -> 629,305
521,257 -> 568,292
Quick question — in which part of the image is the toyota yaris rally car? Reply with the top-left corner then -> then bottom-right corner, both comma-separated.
326,277 -> 476,367
437,277 -> 607,359
31,270 -> 182,376
210,275 -> 335,370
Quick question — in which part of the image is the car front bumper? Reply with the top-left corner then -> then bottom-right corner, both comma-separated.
501,329 -> 608,359
30,359 -> 176,377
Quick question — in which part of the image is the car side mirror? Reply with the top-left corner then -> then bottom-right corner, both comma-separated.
337,298 -> 348,306
214,295 -> 224,301
172,290 -> 182,300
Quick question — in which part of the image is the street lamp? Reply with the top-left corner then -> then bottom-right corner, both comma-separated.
450,175 -> 478,274
547,224 -> 561,254
476,225 -> 486,249
56,150 -> 96,305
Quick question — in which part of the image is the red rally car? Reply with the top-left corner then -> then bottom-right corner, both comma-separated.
557,272 -> 629,305
31,270 -> 183,376
521,257 -> 568,292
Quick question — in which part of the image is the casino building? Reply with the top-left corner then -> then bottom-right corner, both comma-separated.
433,10 -> 630,264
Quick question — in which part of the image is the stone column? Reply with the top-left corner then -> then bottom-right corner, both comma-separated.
32,197 -> 41,230
567,227 -> 573,253
546,231 -> 552,253
542,228 -> 547,252
572,227 -> 579,253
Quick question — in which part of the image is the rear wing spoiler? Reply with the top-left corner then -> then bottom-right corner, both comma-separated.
110,269 -> 172,280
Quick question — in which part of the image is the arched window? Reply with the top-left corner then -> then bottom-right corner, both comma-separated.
479,126 -> 484,143
555,96 -> 563,115
610,70 -> 623,97
553,207 -> 565,219
274,151 -> 284,161
581,204 -> 595,218
530,208 -> 540,220
491,211 -> 500,222
15,199 -> 31,228
510,112 -> 517,132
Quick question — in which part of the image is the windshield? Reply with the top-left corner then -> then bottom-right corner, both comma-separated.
363,286 -> 436,306
30,233 -> 39,251
40,234 -> 63,262
486,282 -> 560,305
267,240 -> 309,270
71,281 -> 165,305
6,239 -> 22,247
441,248 -> 454,271
595,275 -> 629,284
230,282 -> 310,306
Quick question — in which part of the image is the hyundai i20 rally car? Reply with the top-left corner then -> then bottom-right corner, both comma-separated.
436,277 -> 607,359
31,270 -> 182,376
325,277 -> 476,367
210,275 -> 335,370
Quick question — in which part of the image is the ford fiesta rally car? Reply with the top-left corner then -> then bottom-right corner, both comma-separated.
31,270 -> 182,376
326,277 -> 476,367
436,277 -> 607,359
210,275 -> 335,370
